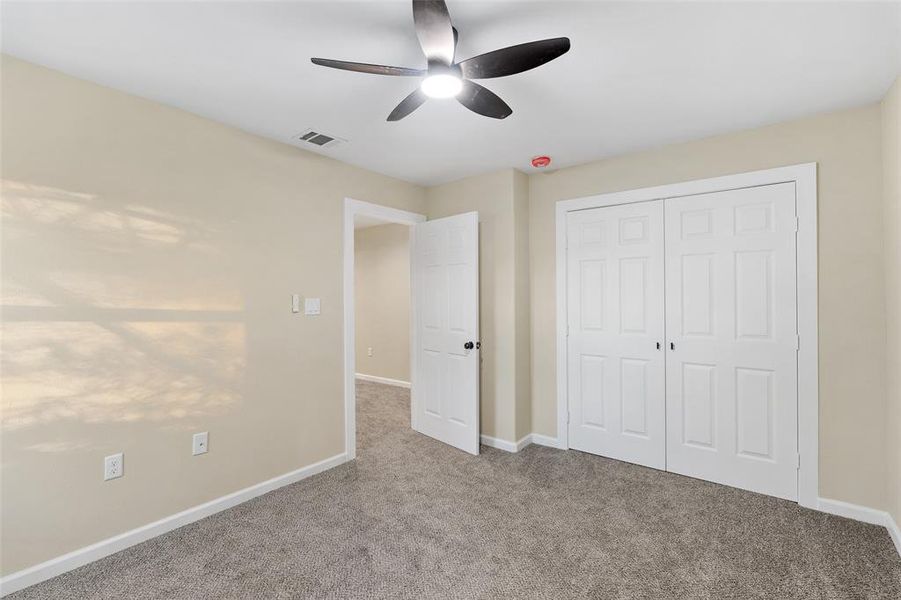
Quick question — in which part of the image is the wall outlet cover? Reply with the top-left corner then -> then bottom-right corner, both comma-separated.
192,432 -> 209,456
104,453 -> 124,481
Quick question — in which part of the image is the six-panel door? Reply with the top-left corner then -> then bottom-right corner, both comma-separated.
565,183 -> 799,501
664,183 -> 798,500
566,200 -> 666,469
412,212 -> 480,455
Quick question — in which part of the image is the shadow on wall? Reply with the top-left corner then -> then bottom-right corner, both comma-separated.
1,179 -> 247,452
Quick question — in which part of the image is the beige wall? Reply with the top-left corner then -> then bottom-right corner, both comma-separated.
528,105 -> 887,509
426,170 -> 530,443
512,171 -> 531,441
3,52 -> 898,579
0,56 -> 426,575
883,77 -> 901,526
354,224 -> 410,383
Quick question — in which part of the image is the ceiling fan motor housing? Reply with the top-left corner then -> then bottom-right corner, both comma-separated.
428,62 -> 462,78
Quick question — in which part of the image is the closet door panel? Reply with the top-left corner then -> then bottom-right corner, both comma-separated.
567,201 -> 666,469
664,183 -> 798,501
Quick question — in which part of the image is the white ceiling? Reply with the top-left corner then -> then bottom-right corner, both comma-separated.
3,1 -> 899,186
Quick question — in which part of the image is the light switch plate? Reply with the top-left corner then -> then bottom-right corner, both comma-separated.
291,294 -> 300,313
304,298 -> 320,315
192,432 -> 209,456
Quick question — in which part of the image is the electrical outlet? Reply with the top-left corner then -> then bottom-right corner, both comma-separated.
104,453 -> 123,481
192,432 -> 209,456
367,347 -> 373,357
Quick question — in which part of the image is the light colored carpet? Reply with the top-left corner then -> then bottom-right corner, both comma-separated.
12,380 -> 901,599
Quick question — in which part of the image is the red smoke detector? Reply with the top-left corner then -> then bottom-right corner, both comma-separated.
531,155 -> 551,168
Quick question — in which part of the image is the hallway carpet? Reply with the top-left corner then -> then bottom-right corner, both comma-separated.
11,381 -> 901,599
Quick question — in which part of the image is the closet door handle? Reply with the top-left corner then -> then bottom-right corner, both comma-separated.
670,342 -> 675,351
656,342 -> 661,350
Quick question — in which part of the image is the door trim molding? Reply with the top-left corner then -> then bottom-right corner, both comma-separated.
343,198 -> 425,460
555,163 -> 818,508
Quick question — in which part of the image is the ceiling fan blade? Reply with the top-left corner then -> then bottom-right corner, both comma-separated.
412,0 -> 455,65
457,80 -> 512,119
311,58 -> 425,77
458,37 -> 571,79
387,88 -> 429,121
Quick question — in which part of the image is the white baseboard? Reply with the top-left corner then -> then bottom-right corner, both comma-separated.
480,434 -> 531,453
0,452 -> 348,597
817,497 -> 886,525
7,452 -> 897,597
355,373 -> 411,389
480,433 -> 564,452
817,497 -> 901,557
529,433 -> 565,449
887,512 -> 901,557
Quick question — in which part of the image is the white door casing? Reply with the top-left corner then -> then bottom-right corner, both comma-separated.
566,200 -> 666,469
664,183 -> 799,500
412,212 -> 480,455
343,198 -> 425,462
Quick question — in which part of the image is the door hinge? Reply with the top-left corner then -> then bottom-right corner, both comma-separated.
795,335 -> 800,351
794,216 -> 800,232
567,410 -> 571,424
796,454 -> 801,470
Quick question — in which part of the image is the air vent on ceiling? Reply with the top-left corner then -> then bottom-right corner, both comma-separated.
293,128 -> 345,149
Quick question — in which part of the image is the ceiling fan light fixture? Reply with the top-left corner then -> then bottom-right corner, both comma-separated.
421,74 -> 462,99
310,1 -> 571,120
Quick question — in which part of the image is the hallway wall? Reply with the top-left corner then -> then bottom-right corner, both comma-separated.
354,223 -> 411,383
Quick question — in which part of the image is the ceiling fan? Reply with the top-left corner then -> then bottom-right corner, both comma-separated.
311,0 -> 571,121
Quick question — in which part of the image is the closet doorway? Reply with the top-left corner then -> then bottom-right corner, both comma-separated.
555,164 -> 819,507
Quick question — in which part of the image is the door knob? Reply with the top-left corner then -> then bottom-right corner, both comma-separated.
464,341 -> 475,350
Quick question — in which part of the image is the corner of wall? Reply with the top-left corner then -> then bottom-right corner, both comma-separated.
423,169 -> 529,444
881,76 -> 901,526
512,170 -> 532,440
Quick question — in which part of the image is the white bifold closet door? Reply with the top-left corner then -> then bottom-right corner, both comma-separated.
566,183 -> 799,501
664,183 -> 798,501
566,200 -> 666,469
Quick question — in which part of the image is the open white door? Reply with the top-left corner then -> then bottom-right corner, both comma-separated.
412,212 -> 480,455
